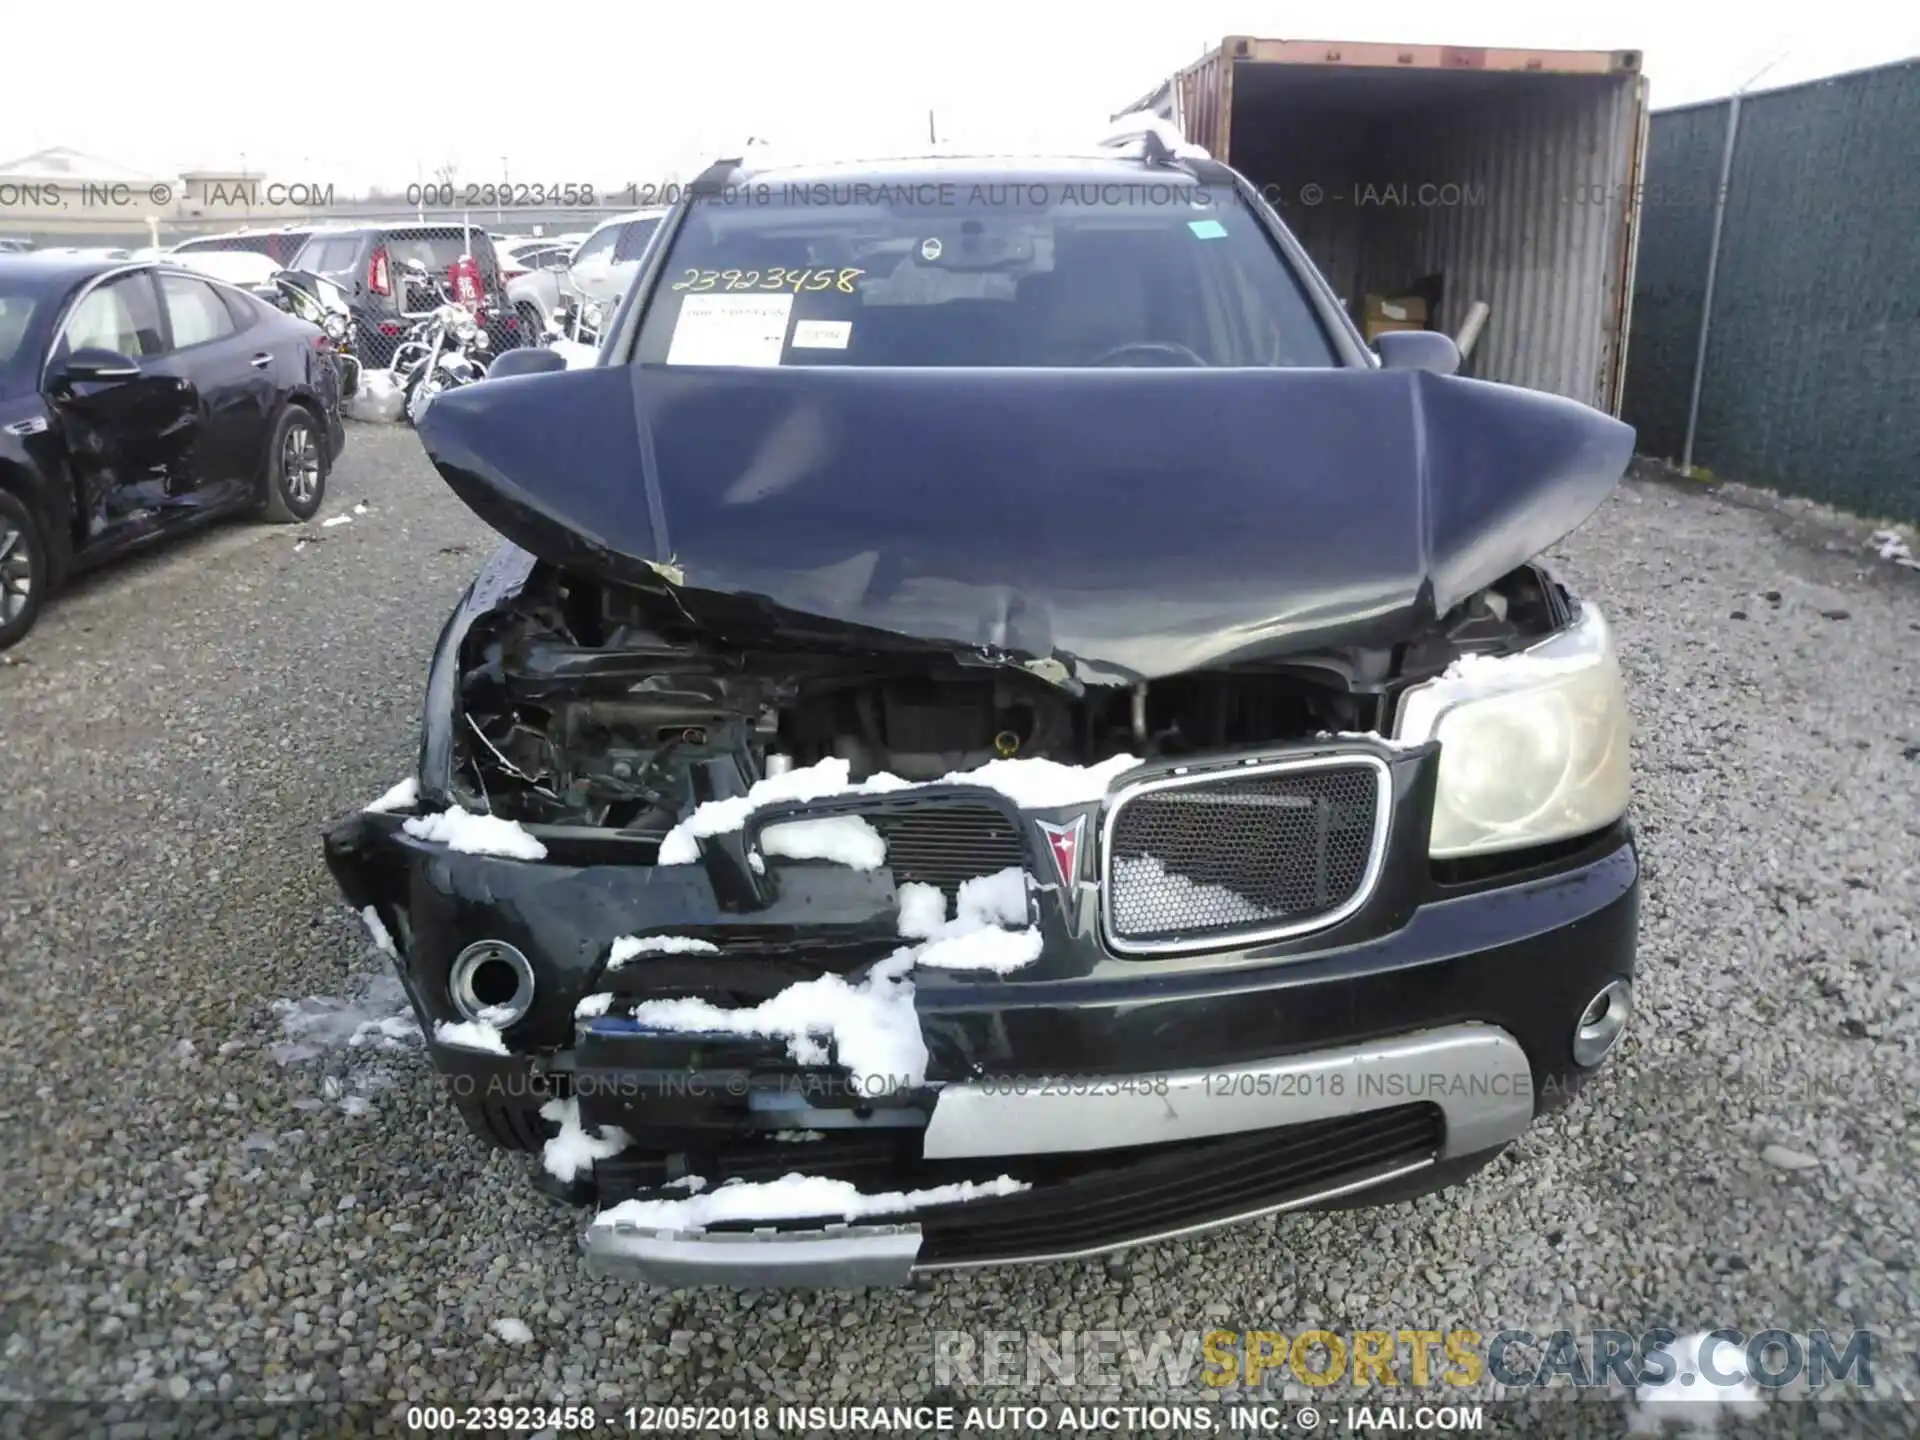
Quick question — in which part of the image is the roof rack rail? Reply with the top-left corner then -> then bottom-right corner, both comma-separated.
689,156 -> 742,196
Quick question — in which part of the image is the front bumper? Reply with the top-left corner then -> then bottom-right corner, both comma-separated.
324,752 -> 1638,1282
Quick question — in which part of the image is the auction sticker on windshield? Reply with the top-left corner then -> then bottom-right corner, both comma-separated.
665,293 -> 794,367
791,319 -> 852,350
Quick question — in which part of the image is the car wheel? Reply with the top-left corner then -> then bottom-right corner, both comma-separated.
517,303 -> 545,343
0,490 -> 49,651
259,405 -> 328,523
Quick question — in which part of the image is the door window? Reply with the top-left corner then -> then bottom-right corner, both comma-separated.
570,227 -> 617,267
611,218 -> 660,263
61,274 -> 165,358
160,274 -> 238,348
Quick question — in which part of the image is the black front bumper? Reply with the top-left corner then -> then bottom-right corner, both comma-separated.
324,739 -> 1637,1279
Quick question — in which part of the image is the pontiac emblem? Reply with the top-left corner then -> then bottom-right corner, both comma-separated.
1035,816 -> 1086,887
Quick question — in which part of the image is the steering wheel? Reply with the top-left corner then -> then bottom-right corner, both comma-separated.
1087,340 -> 1210,368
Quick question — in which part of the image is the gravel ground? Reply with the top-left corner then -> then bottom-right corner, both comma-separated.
1,425 -> 1915,1431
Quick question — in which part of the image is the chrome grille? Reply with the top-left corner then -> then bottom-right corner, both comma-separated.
1103,758 -> 1389,953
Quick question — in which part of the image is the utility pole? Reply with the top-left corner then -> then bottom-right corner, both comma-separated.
928,110 -> 937,145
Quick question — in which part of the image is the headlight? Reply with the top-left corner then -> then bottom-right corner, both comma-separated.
323,313 -> 348,341
1394,602 -> 1630,858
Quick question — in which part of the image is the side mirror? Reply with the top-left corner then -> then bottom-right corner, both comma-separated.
1375,330 -> 1461,376
61,347 -> 142,383
488,347 -> 567,378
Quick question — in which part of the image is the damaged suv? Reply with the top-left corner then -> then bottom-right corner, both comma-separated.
325,137 -> 1638,1288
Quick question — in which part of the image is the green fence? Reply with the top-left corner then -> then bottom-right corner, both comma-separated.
1620,59 -> 1920,522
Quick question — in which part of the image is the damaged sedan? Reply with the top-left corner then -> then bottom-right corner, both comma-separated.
325,139 -> 1639,1288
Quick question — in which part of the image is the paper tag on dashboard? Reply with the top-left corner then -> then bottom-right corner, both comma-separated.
665,293 -> 794,367
791,319 -> 852,350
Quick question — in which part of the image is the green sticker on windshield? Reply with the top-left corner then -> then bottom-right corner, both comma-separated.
1187,219 -> 1228,239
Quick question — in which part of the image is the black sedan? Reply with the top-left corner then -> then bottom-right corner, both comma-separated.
0,254 -> 346,648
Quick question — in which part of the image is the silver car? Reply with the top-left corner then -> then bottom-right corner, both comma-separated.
505,210 -> 664,338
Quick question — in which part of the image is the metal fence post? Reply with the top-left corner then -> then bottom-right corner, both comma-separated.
1681,93 -> 1743,475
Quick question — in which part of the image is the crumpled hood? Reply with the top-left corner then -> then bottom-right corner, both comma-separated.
417,364 -> 1634,680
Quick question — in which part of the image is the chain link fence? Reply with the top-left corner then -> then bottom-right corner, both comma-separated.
1620,59 -> 1920,522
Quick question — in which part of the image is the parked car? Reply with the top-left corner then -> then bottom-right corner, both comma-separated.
285,224 -> 523,366
505,214 -> 658,339
324,142 -> 1637,1287
0,239 -> 33,255
171,226 -> 318,267
0,254 -> 345,649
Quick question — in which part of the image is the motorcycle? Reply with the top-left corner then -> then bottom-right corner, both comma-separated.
251,269 -> 360,397
391,261 -> 491,425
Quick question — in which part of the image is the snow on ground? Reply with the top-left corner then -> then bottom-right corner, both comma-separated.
434,1017 -> 509,1054
539,1096 -> 632,1183
1109,854 -> 1267,930
1871,528 -> 1918,567
606,934 -> 720,969
363,776 -> 418,813
759,815 -> 886,870
657,754 -> 1139,865
1625,1331 -> 1765,1436
402,806 -> 548,860
591,1171 -> 1028,1234
489,1318 -> 534,1345
321,515 -> 352,528
269,973 -> 419,1065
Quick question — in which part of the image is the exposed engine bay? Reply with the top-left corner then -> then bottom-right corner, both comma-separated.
449,561 -> 1570,832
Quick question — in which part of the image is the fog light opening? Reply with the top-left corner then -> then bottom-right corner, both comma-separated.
450,940 -> 536,1027
1572,978 -> 1632,1067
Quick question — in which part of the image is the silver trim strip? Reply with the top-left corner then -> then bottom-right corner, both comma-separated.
911,1157 -> 1435,1273
922,1024 -> 1533,1162
1100,752 -> 1394,955
582,1221 -> 921,1289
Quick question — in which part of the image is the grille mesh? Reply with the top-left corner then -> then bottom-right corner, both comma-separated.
863,805 -> 1027,894
1106,764 -> 1381,946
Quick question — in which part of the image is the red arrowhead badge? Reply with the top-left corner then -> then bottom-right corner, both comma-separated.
1035,816 -> 1086,887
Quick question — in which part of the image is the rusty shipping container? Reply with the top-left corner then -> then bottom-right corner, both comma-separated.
1121,37 -> 1650,413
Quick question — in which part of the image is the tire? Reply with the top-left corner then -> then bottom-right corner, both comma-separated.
0,489 -> 49,651
516,303 -> 545,344
259,405 -> 328,523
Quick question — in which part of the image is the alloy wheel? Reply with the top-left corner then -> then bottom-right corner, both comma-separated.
0,523 -> 32,623
283,424 -> 321,508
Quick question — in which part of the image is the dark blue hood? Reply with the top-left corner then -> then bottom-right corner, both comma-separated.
417,364 -> 1633,680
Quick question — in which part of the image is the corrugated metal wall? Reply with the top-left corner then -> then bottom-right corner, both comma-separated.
1385,77 -> 1641,409
1622,60 -> 1920,520
1220,69 -> 1641,411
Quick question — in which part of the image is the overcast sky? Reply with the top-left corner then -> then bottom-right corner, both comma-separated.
3,0 -> 1915,190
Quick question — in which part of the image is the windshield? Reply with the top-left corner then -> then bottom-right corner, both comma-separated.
634,182 -> 1337,368
0,281 -> 45,371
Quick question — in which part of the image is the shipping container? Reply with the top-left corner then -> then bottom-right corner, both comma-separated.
1121,37 -> 1650,413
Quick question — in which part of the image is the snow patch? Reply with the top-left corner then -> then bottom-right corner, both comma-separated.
909,868 -> 1041,974
592,1172 -> 1027,1234
895,882 -> 948,940
359,906 -> 395,957
607,934 -> 721,969
657,754 -> 1137,864
434,1018 -> 509,1054
321,514 -> 352,528
575,992 -> 615,1018
1871,528 -> 1918,567
1111,855 -> 1268,928
402,806 -> 548,860
540,1096 -> 631,1183
771,1130 -> 825,1143
364,776 -> 419,814
1626,1331 -> 1765,1436
490,1318 -> 534,1345
759,815 -> 886,870
268,974 -> 420,1064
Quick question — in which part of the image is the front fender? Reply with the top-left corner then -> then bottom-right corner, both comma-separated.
417,542 -> 540,807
